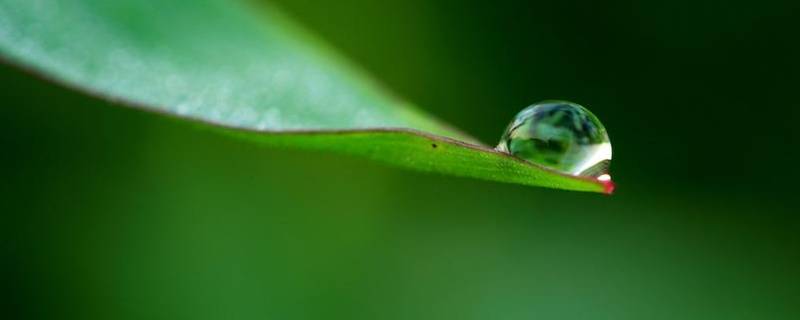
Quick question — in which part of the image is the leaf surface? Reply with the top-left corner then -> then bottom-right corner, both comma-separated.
0,0 -> 607,193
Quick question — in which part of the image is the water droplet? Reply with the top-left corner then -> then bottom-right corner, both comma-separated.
496,100 -> 612,180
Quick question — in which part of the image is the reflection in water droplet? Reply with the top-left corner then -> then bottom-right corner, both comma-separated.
496,100 -> 612,180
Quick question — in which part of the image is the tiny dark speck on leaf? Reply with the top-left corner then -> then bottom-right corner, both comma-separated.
431,143 -> 437,148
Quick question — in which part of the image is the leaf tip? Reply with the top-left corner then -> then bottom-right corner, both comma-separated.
601,179 -> 615,195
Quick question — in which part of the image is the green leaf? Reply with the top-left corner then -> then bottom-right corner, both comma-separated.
0,0 -> 608,193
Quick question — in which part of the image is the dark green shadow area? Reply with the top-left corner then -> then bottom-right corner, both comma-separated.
3,61 -> 799,319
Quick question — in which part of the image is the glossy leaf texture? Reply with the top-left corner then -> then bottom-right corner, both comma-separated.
0,0 -> 607,193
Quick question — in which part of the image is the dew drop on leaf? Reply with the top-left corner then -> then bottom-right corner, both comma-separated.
496,101 -> 612,181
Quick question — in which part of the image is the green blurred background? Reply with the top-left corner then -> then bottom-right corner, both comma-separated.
2,0 -> 798,319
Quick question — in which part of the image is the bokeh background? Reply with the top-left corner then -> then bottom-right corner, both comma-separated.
2,0 -> 798,319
